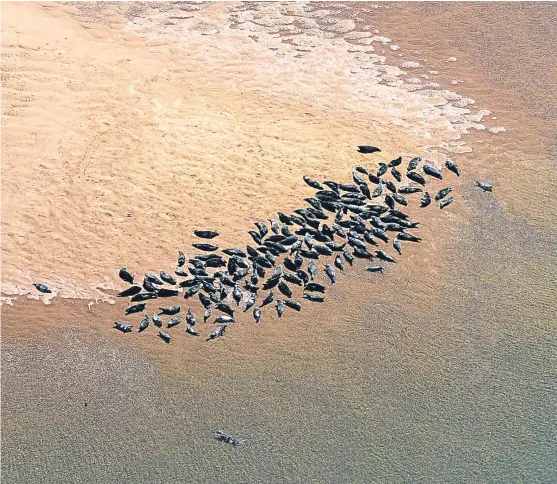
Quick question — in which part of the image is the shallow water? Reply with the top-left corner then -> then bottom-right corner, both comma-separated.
2,2 -> 557,483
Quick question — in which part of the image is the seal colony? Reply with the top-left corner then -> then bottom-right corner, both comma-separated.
107,146 -> 495,343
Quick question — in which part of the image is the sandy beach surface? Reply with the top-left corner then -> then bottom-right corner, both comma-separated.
2,2 -> 556,483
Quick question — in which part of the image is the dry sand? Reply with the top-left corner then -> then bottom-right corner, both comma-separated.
2,1 -> 502,306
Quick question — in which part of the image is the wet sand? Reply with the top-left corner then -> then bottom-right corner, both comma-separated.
2,2 -> 557,483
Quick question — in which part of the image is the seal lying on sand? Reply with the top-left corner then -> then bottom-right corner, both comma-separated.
357,145 -> 381,154
194,230 -> 219,239
119,268 -> 134,284
475,180 -> 493,192
114,322 -> 132,333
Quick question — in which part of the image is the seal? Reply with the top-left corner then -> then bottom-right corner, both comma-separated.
158,305 -> 181,315
420,192 -> 431,208
216,430 -> 243,446
117,286 -> 142,298
114,322 -> 133,333
269,218 -> 280,235
244,293 -> 257,312
158,331 -> 171,343
377,163 -> 388,177
334,255 -> 345,272
407,157 -> 421,171
283,272 -> 303,286
376,250 -> 396,263
204,307 -> 212,323
423,163 -> 443,180
393,193 -> 408,206
145,273 -> 164,285
371,181 -> 383,198
119,268 -> 134,284
343,250 -> 354,266
193,243 -> 219,252
261,291 -> 274,306
125,303 -> 146,315
393,238 -> 402,256
474,180 -> 493,192
131,293 -> 158,302
384,194 -> 395,210
138,315 -> 150,332
276,299 -> 285,318
167,316 -> 182,328
207,325 -> 226,341
357,145 -> 381,154
305,282 -> 326,293
397,233 -> 422,242
385,180 -> 398,194
435,187 -> 453,201
303,176 -> 323,190
440,197 -> 454,209
366,266 -> 384,274
177,251 -> 186,267
388,156 -> 402,168
446,159 -> 461,177
253,306 -> 262,323
215,315 -> 235,324
324,264 -> 336,284
278,281 -> 293,298
184,284 -> 201,299
233,284 -> 243,305
284,299 -> 301,311
161,271 -> 176,286
152,312 -> 163,328
186,308 -> 196,326
194,230 -> 219,239
391,167 -> 402,182
407,171 -> 426,186
398,186 -> 422,194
